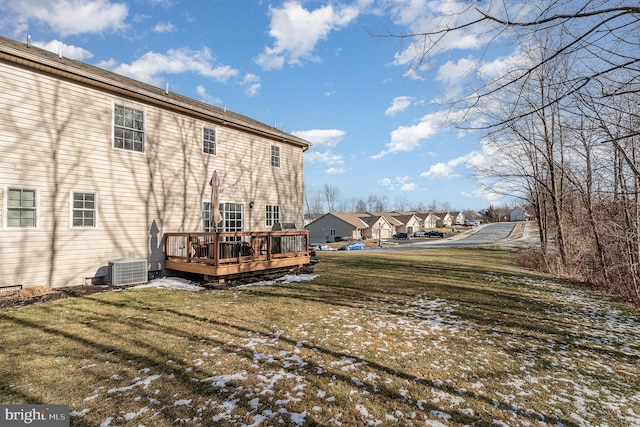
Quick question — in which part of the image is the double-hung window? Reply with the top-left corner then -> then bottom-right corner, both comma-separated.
271,145 -> 280,168
6,187 -> 37,228
265,204 -> 280,227
114,104 -> 145,152
203,127 -> 217,155
72,192 -> 97,227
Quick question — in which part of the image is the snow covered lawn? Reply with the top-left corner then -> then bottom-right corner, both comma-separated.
0,248 -> 638,426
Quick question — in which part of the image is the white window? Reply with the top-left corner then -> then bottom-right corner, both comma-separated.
6,187 -> 37,228
265,204 -> 280,227
72,191 -> 97,227
271,145 -> 280,168
114,104 -> 145,152
202,202 -> 243,232
330,229 -> 336,236
203,127 -> 216,155
223,202 -> 244,232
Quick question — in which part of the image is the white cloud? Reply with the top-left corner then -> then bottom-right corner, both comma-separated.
242,73 -> 261,97
195,85 -> 222,106
32,39 -> 93,60
105,47 -> 239,86
421,151 -> 481,179
372,110 -> 462,159
5,0 -> 128,36
326,167 -> 346,174
436,57 -> 476,86
385,96 -> 413,116
292,129 -> 345,147
153,22 -> 175,33
305,151 -> 344,165
421,162 -> 452,179
255,0 -> 360,70
381,176 -> 418,192
387,0 -> 503,80
465,187 -> 504,204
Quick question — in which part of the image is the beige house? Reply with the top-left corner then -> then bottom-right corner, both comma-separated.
0,36 -> 310,289
395,211 -> 439,230
390,213 -> 422,235
358,213 -> 396,239
305,213 -> 368,243
449,211 -> 465,225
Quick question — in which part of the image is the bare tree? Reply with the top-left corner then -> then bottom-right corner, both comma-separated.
323,184 -> 341,213
305,190 -> 324,220
354,198 -> 368,213
393,1 -> 640,133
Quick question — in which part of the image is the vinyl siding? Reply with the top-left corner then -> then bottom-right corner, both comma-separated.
0,55 -> 306,288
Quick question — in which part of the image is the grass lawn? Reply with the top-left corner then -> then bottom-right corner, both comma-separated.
1,247 -> 639,426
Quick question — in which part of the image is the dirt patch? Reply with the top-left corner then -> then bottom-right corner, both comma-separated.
0,285 -> 113,310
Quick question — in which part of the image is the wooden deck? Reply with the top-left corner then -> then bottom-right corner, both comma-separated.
164,230 -> 311,280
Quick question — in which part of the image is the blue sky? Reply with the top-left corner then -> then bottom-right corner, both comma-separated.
0,0 -> 516,212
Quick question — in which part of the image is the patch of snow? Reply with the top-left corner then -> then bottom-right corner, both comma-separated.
70,408 -> 90,417
236,274 -> 317,289
201,371 -> 247,389
107,375 -> 161,394
131,276 -> 203,291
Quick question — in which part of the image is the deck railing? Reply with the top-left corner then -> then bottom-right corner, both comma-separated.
165,230 -> 311,267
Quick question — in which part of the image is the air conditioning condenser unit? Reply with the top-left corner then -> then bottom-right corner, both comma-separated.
108,258 -> 148,286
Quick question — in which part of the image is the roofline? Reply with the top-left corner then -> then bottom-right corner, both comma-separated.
0,36 -> 311,149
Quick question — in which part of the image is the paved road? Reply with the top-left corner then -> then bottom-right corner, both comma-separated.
417,222 -> 517,247
370,222 -> 518,251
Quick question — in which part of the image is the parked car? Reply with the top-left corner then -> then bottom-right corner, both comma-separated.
426,230 -> 444,238
461,223 -> 475,227
393,232 -> 409,239
338,242 -> 366,251
413,230 -> 428,237
311,243 -> 337,251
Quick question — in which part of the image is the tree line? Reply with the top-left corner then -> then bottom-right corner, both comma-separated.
398,1 -> 640,304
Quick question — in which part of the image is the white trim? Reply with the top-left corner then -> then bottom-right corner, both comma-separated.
270,144 -> 281,168
3,185 -> 39,230
265,204 -> 280,228
69,190 -> 98,229
202,125 -> 217,156
112,100 -> 146,154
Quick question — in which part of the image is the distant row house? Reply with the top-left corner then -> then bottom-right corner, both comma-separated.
306,210 -> 474,243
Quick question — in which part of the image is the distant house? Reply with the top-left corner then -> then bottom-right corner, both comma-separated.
390,212 -> 422,235
306,209 -> 469,242
305,213 -> 368,243
430,211 -> 454,228
358,213 -> 395,240
450,211 -> 465,225
510,206 -> 528,221
414,211 -> 439,229
464,210 -> 483,224
0,35 -> 310,288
